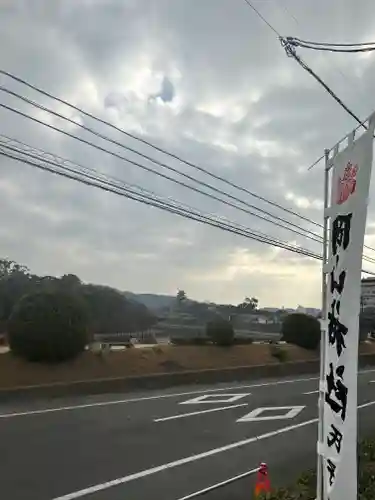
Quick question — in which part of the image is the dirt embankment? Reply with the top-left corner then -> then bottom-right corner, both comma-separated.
1,342 -> 375,390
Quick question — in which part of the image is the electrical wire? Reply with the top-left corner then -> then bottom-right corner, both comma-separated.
0,145 -> 323,260
0,70 -> 321,229
275,8 -> 370,107
238,2 -> 375,257
3,134 -> 375,267
0,100 -> 324,244
287,36 -> 375,50
2,71 -> 375,257
3,145 -> 375,275
307,116 -> 371,171
237,4 -> 372,173
280,39 -> 365,128
2,68 -> 373,246
0,134 -> 273,243
242,0 -> 281,37
285,37 -> 375,54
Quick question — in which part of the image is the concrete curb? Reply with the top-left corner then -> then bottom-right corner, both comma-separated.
1,353 -> 375,402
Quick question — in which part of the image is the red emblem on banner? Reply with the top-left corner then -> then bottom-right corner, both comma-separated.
337,161 -> 358,205
254,462 -> 271,497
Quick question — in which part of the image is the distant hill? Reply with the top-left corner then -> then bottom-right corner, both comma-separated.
123,292 -> 176,313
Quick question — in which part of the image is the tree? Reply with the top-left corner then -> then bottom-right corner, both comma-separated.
206,317 -> 234,346
0,256 -> 157,335
8,290 -> 89,363
0,259 -> 34,324
59,274 -> 81,291
281,313 -> 321,350
176,289 -> 187,304
237,297 -> 258,311
82,284 -> 156,333
0,258 -> 29,279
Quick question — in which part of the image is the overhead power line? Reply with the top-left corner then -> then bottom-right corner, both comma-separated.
0,99 -> 324,244
290,38 -> 375,48
0,145 -> 322,260
238,1 -> 375,256
0,69 -> 319,229
3,144 -> 375,275
285,36 -> 375,53
3,68 -> 374,249
280,39 -> 365,128
238,2 -> 373,172
2,134 -> 375,268
242,0 -> 281,37
2,70 -> 375,255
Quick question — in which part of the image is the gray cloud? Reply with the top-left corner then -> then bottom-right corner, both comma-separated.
1,0 -> 375,308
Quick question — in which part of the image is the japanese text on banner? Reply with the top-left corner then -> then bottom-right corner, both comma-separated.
323,118 -> 375,500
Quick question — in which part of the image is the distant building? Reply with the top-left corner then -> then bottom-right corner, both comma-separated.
295,306 -> 321,317
361,277 -> 375,309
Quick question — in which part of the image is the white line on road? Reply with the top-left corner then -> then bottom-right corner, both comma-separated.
51,418 -> 318,500
237,405 -> 305,422
2,368 -> 374,420
0,376 -> 318,419
179,393 -> 250,405
154,403 -> 248,422
50,399 -> 375,500
175,467 -> 259,500
304,390 -> 319,395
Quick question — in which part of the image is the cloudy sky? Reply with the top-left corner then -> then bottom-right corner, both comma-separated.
1,0 -> 375,308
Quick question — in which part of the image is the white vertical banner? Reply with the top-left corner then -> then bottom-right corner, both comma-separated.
322,116 -> 375,500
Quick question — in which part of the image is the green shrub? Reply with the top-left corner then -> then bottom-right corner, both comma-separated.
206,318 -> 234,346
169,335 -> 209,346
270,344 -> 288,362
8,290 -> 89,363
281,313 -> 321,350
258,439 -> 375,499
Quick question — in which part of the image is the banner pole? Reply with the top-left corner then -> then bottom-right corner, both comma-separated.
317,148 -> 330,500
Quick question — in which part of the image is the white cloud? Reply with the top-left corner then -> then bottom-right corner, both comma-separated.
1,0 -> 375,308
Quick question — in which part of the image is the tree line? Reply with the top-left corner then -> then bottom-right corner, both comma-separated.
0,258 -> 156,335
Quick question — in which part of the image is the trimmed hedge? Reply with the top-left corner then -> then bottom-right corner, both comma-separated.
8,290 -> 89,363
169,335 -> 253,346
170,336 -> 209,346
281,313 -> 321,350
206,318 -> 234,346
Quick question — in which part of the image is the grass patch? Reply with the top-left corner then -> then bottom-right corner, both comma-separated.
269,344 -> 288,362
260,438 -> 375,499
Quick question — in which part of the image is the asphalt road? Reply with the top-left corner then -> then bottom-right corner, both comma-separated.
1,370 -> 375,500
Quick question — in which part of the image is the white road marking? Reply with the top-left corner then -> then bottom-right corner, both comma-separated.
237,405 -> 305,422
175,467 -> 259,500
304,390 -> 319,395
359,368 -> 375,374
179,393 -> 250,405
1,368 -> 374,420
0,376 -> 318,419
154,403 -> 248,422
50,399 -> 375,500
50,418 -> 318,500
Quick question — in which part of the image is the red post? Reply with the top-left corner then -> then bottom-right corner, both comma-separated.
254,462 -> 271,497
